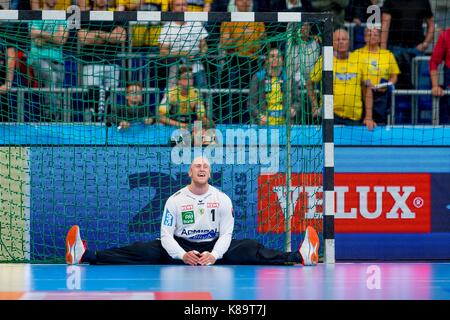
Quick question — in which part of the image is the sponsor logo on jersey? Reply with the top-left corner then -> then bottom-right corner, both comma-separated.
198,200 -> 205,206
336,72 -> 358,81
163,208 -> 174,227
182,210 -> 195,224
181,204 -> 194,211
181,228 -> 219,240
207,202 -> 219,208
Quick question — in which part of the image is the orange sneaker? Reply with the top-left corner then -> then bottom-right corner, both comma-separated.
65,225 -> 86,265
299,226 -> 320,266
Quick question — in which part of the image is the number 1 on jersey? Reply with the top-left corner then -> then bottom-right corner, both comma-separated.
211,209 -> 215,222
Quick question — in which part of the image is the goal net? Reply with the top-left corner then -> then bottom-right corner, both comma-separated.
0,11 -> 334,263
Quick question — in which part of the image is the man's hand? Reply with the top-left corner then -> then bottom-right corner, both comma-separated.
290,107 -> 297,118
198,251 -> 216,266
312,105 -> 322,118
0,84 -> 10,93
363,118 -> 377,131
416,42 -> 429,52
33,37 -> 45,47
259,115 -> 267,125
183,250 -> 201,266
144,117 -> 154,125
118,121 -> 131,129
432,86 -> 444,97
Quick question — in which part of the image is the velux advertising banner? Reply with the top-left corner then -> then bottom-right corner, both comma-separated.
257,173 -> 432,233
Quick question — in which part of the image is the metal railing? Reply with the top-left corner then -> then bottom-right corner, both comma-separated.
9,86 -> 249,123
8,85 -> 449,125
390,89 -> 450,125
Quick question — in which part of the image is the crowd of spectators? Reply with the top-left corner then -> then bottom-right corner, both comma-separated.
0,0 -> 448,127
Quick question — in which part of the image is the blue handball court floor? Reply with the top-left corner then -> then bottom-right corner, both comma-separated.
0,263 -> 449,300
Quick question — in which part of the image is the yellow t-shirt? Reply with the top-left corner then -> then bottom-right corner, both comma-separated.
159,86 -> 205,122
266,77 -> 285,125
118,0 -> 169,47
220,22 -> 265,58
310,53 -> 365,121
354,46 -> 400,86
186,0 -> 213,12
37,0 -> 72,10
116,0 -> 168,10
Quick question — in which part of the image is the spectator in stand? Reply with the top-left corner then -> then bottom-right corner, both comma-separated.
255,0 -> 312,12
256,1 -> 314,50
159,0 -> 208,89
219,0 -> 265,123
381,0 -> 434,89
429,27 -> 450,124
226,0 -> 251,12
354,27 -> 400,125
292,23 -> 320,123
249,47 -> 300,125
0,1 -> 21,122
0,1 -> 18,9
77,0 -> 126,122
28,0 -> 68,122
345,0 -> 380,26
344,0 -> 382,50
30,0 -> 72,9
81,0 -> 122,10
310,0 -> 349,29
219,0 -> 265,89
307,29 -> 376,130
0,5 -> 19,122
107,81 -> 155,129
116,1 -> 169,51
211,0 -> 227,11
158,65 -> 213,129
293,22 -> 321,87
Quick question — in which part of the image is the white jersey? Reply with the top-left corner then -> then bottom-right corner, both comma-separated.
160,185 -> 234,261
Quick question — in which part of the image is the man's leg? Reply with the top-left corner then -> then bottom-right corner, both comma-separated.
83,240 -> 166,265
220,239 -> 300,265
66,225 -> 166,265
219,226 -> 319,266
372,91 -> 389,125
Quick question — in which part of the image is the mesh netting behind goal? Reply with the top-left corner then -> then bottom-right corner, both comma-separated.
0,12 -> 333,263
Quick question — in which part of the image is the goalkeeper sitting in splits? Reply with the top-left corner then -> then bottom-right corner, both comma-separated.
65,156 -> 319,266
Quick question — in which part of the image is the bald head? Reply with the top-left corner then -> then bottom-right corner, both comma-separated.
191,156 -> 210,169
333,29 -> 350,55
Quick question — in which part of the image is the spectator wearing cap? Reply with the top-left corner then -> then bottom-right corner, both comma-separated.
158,66 -> 213,128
